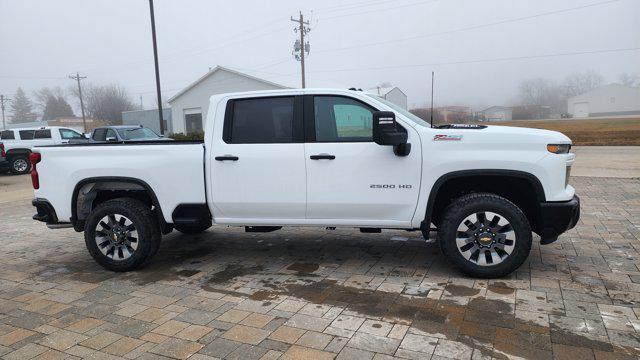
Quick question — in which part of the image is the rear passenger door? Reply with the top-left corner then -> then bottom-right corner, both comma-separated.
33,129 -> 55,146
210,96 -> 306,223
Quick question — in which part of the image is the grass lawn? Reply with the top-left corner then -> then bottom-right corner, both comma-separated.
484,117 -> 640,146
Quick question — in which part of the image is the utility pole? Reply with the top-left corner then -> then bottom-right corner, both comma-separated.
0,95 -> 10,130
291,11 -> 310,88
148,0 -> 164,134
69,72 -> 87,133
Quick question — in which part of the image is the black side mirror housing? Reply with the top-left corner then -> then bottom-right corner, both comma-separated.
372,111 -> 411,156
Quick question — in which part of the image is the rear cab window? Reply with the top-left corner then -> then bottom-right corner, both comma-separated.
224,96 -> 301,144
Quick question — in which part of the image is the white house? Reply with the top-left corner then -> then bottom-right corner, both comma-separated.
480,106 -> 512,121
567,84 -> 640,118
370,86 -> 408,109
168,66 -> 288,134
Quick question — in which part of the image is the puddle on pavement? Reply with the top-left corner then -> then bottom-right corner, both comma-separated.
286,262 -> 319,274
206,264 -> 264,284
198,266 -> 640,359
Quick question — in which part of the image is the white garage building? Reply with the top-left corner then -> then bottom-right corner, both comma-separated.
567,84 -> 640,118
168,66 -> 288,134
370,86 -> 408,109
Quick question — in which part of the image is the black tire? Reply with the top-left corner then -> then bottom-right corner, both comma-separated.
84,198 -> 161,272
175,221 -> 211,235
437,193 -> 532,278
9,155 -> 31,175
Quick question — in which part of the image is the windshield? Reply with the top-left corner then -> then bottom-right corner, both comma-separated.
117,128 -> 160,140
366,94 -> 431,128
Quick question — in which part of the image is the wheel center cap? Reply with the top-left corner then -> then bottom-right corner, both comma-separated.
477,232 -> 493,246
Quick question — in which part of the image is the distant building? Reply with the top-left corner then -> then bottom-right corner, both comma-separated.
511,105 -> 551,120
371,86 -> 408,109
122,109 -> 172,134
479,106 -> 512,122
436,106 -> 472,123
567,84 -> 640,117
167,66 -> 289,134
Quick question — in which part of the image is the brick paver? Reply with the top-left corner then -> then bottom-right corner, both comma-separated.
0,176 -> 639,359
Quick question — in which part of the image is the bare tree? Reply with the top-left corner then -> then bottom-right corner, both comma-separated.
564,71 -> 604,98
619,73 -> 640,87
71,83 -> 136,123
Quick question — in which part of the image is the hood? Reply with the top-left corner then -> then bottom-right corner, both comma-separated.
424,124 -> 572,150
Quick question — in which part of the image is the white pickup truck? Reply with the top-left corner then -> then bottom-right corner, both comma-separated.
30,89 -> 579,277
0,126 -> 85,174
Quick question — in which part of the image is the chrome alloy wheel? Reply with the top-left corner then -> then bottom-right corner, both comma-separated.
13,158 -> 28,172
455,211 -> 516,266
95,214 -> 138,261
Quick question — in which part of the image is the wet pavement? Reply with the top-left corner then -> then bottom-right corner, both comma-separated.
0,176 -> 639,359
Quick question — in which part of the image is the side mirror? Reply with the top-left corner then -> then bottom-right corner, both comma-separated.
106,136 -> 117,142
372,111 -> 411,156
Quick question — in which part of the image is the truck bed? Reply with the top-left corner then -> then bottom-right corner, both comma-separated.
34,141 -> 206,223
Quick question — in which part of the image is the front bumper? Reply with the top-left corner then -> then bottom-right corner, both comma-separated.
538,195 -> 580,244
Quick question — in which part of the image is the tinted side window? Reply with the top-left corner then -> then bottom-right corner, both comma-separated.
19,130 -> 35,140
314,96 -> 374,142
92,129 -> 107,141
229,97 -> 294,144
34,129 -> 52,139
106,129 -> 117,140
0,130 -> 15,139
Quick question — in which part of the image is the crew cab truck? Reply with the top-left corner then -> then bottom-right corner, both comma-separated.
30,89 -> 580,278
0,127 -> 85,174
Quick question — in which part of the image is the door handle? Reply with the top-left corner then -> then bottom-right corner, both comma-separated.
215,155 -> 239,161
310,154 -> 335,160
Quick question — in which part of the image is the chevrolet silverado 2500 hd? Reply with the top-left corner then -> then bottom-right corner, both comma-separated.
30,89 -> 579,277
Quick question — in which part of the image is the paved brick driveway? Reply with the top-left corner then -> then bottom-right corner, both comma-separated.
0,176 -> 639,359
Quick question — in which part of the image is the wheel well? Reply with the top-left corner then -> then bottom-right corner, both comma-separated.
72,178 -> 168,233
5,148 -> 31,159
427,174 -> 543,232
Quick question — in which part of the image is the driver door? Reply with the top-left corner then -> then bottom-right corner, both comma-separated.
303,95 -> 422,226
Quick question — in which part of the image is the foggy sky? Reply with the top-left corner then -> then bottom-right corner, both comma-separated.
1,0 -> 638,112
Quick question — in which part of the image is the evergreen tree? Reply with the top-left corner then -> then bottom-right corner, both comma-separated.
10,87 -> 36,123
43,95 -> 74,120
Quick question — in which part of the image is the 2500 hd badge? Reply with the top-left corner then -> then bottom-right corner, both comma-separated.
370,184 -> 413,189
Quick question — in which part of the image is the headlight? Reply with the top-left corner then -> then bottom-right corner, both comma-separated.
547,144 -> 571,154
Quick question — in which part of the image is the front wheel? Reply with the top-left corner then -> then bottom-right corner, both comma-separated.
84,198 -> 161,272
10,155 -> 31,175
437,193 -> 532,278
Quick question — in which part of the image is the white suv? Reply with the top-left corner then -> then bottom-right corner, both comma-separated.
0,126 -> 84,174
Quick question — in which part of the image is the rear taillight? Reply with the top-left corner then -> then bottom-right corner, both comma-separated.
30,152 -> 41,189
0,143 -> 4,158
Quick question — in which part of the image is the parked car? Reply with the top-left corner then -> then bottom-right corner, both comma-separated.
0,126 -> 85,174
70,125 -> 169,143
30,89 -> 579,277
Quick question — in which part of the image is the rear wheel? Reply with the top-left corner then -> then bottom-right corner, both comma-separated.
84,198 -> 161,272
437,193 -> 532,278
175,221 -> 211,235
10,155 -> 30,175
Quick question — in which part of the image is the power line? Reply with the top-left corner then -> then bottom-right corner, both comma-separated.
306,47 -> 640,73
314,0 -> 623,55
